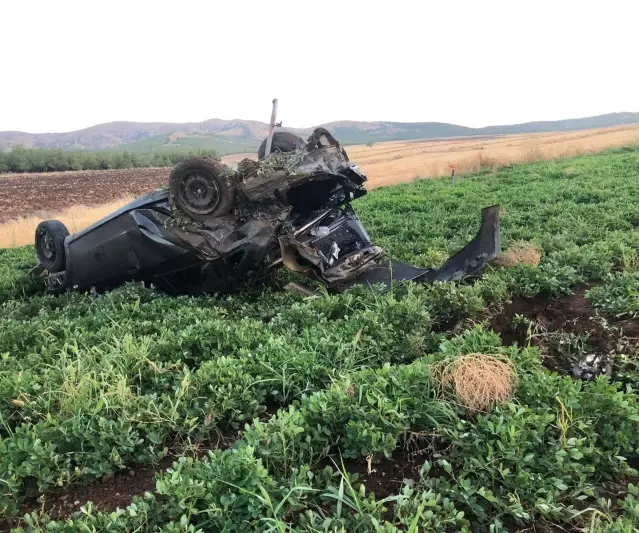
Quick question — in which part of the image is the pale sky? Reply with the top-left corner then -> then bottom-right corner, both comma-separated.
2,0 -> 637,133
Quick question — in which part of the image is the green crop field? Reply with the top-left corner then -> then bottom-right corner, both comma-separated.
1,148 -> 639,532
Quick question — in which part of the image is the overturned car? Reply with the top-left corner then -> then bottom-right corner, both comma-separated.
31,128 -> 501,295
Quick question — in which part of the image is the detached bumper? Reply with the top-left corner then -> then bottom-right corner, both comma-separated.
332,205 -> 502,291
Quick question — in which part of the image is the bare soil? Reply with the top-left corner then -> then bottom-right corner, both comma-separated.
0,461 -> 171,532
0,433 -> 236,532
492,285 -> 639,374
319,434 -> 445,502
343,451 -> 422,500
0,168 -> 169,223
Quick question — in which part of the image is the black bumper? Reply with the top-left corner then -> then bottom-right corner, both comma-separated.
330,205 -> 501,291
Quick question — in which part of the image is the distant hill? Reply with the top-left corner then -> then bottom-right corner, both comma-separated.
1,112 -> 638,154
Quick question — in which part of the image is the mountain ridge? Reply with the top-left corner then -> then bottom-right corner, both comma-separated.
2,112 -> 638,154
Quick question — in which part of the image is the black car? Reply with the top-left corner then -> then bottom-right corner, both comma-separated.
31,129 -> 501,295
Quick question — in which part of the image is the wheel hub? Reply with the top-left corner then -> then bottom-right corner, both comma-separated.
40,230 -> 55,260
179,171 -> 221,214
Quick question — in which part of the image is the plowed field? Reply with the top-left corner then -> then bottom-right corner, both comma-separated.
0,168 -> 169,223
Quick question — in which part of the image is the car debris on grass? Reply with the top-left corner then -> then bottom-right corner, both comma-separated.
31,128 -> 501,296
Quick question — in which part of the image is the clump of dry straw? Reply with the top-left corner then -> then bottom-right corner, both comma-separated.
493,241 -> 542,268
431,353 -> 517,413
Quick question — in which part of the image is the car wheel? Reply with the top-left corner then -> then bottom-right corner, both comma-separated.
35,220 -> 69,272
169,158 -> 235,221
257,132 -> 305,160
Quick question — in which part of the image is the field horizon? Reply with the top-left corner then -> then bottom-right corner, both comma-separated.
1,125 -> 638,248
2,110 -> 639,154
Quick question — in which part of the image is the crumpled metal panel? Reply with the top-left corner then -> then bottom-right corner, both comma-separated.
37,127 -> 501,296
237,146 -> 365,203
163,139 -> 370,283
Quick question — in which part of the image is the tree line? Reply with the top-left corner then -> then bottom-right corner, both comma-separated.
0,145 -> 219,173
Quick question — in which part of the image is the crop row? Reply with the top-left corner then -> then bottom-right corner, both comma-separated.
3,221 -> 639,514
12,327 -> 639,532
0,146 -> 219,174
0,277 -> 489,515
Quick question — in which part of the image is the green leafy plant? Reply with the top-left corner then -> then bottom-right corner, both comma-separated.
3,147 -> 639,531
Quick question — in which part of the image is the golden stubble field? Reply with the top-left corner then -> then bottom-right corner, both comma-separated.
347,125 -> 639,187
1,125 -> 638,248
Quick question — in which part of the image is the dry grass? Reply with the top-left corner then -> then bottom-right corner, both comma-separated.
0,197 -> 133,248
217,125 -> 639,187
347,125 -> 639,188
431,353 -> 517,412
493,241 -> 542,268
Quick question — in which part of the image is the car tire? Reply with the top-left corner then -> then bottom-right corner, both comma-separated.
169,158 -> 235,221
257,132 -> 305,160
35,220 -> 69,273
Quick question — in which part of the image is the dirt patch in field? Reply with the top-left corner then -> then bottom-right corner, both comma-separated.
492,285 -> 639,375
0,433 -> 236,531
0,462 -> 169,531
22,457 -> 173,526
0,168 -> 169,223
338,450 -> 423,501
318,433 -> 446,502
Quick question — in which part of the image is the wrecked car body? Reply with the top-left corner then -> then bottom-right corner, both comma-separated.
32,128 -> 501,295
